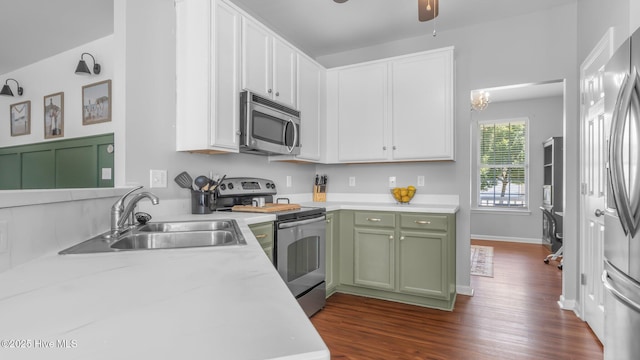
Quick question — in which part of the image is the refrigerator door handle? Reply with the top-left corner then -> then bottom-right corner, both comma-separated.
603,269 -> 640,313
609,68 -> 640,237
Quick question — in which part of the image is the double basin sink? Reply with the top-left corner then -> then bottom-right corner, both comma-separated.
59,219 -> 247,255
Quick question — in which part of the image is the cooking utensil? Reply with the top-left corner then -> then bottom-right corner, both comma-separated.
194,175 -> 210,190
211,174 -> 226,192
174,171 -> 194,190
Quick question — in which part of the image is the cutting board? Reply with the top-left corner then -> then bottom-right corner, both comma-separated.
232,203 -> 301,213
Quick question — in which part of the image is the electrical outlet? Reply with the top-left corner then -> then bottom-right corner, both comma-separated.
0,220 -> 8,253
417,176 -> 425,187
150,169 -> 167,188
349,177 -> 356,187
101,168 -> 112,180
286,175 -> 292,187
389,176 -> 396,188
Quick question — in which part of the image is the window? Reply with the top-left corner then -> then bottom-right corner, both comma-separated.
478,119 -> 528,208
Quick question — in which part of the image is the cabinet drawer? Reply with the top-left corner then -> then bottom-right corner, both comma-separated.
249,222 -> 274,247
354,212 -> 395,228
400,214 -> 448,231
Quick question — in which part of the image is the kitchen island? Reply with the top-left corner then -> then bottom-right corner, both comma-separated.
0,212 -> 328,360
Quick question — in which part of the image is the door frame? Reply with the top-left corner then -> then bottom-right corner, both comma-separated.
578,27 -> 614,343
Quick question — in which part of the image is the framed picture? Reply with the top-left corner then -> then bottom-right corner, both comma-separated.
82,79 -> 111,125
44,92 -> 64,139
10,100 -> 31,136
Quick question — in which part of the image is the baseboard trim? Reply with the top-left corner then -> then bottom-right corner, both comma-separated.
471,234 -> 542,245
456,285 -> 474,297
557,295 -> 576,312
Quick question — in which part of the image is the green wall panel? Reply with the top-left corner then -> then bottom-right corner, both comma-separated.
56,146 -> 97,188
0,153 -> 20,189
22,151 -> 55,189
0,133 -> 114,190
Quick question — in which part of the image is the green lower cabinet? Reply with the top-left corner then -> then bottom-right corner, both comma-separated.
354,227 -> 395,290
337,210 -> 456,311
325,212 -> 340,296
249,222 -> 274,263
398,230 -> 448,299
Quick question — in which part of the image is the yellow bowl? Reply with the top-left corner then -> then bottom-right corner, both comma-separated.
390,187 -> 416,204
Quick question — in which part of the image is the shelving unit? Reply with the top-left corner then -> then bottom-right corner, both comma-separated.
542,137 -> 563,252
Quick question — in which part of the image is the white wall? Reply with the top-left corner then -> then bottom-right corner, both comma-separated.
470,96 -> 564,243
0,36 -> 115,147
316,3 -> 578,294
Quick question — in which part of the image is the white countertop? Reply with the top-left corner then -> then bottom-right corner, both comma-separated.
0,195 -> 458,359
0,213 -> 327,360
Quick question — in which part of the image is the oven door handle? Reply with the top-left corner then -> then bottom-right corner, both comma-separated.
277,215 -> 326,229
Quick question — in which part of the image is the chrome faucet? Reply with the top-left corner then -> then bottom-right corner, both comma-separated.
108,186 -> 160,236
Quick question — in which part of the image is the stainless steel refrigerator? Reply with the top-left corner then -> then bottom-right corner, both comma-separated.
603,27 -> 640,360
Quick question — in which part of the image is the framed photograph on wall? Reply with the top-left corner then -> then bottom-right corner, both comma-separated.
44,92 -> 64,139
10,100 -> 31,136
82,79 -> 111,125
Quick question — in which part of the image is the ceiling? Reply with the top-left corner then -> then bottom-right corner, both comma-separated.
1,0 -> 570,100
0,0 -> 113,75
228,0 -> 576,59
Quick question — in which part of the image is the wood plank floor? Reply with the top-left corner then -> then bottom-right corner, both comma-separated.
311,240 -> 603,359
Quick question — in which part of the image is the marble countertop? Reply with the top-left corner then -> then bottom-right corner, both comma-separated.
0,212 -> 328,360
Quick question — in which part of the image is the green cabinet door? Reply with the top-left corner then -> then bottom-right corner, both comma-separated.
398,230 -> 448,299
249,222 -> 274,263
354,227 -> 395,290
325,212 -> 339,295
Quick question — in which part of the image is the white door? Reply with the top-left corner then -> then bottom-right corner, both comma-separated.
241,18 -> 271,98
579,29 -> 614,343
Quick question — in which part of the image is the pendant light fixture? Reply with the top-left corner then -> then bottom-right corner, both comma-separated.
0,78 -> 23,96
471,90 -> 491,111
75,52 -> 101,75
418,0 -> 439,22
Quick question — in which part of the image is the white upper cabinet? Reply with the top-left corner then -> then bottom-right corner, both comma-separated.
326,47 -> 455,163
176,0 -> 241,153
336,63 -> 388,162
242,18 -> 297,108
296,55 -> 325,161
391,50 -> 454,160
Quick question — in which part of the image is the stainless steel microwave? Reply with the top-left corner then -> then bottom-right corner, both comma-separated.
240,91 -> 301,155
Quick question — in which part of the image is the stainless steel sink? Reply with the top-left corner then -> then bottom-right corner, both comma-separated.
110,231 -> 237,250
59,220 -> 246,254
136,220 -> 234,233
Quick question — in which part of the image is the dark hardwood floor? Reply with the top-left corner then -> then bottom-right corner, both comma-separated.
311,240 -> 603,359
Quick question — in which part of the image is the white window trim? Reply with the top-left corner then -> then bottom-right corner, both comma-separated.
475,117 -> 530,211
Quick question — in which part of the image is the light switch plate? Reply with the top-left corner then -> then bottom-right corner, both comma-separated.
150,169 -> 168,188
286,176 -> 292,187
101,168 -> 112,180
0,220 -> 8,253
417,176 -> 425,187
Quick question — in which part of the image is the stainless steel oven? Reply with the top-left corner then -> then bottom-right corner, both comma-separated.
240,90 -> 300,155
276,208 -> 326,317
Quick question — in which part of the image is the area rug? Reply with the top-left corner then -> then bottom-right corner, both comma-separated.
470,245 -> 494,277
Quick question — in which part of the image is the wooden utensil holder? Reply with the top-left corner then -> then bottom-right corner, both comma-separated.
313,185 -> 326,202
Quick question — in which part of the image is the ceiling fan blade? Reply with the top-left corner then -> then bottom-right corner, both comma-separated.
418,0 -> 439,22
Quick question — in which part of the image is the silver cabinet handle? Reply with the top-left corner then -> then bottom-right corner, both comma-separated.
594,209 -> 604,217
326,219 -> 331,223
400,236 -> 405,240
255,234 -> 267,239
366,218 -> 382,222
275,91 -> 280,96
414,220 -> 431,225
393,146 -> 397,150
602,270 -> 640,313
382,146 -> 387,150
389,235 -> 394,240
268,89 -> 272,94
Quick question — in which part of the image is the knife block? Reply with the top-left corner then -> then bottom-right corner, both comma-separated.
313,185 -> 326,202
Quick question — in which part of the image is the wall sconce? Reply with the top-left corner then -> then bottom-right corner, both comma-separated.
471,90 -> 490,111
0,78 -> 24,96
75,52 -> 101,75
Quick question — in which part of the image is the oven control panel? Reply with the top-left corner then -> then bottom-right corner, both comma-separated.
217,177 -> 277,197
